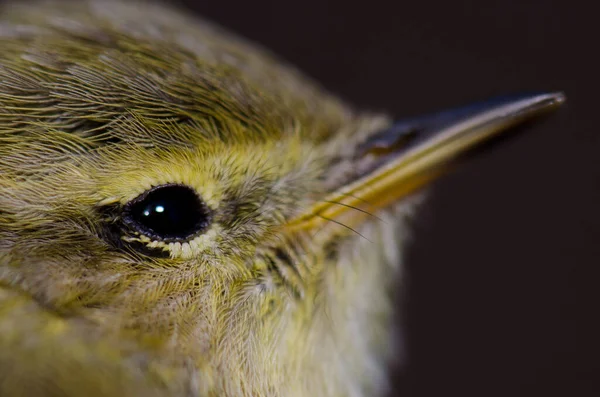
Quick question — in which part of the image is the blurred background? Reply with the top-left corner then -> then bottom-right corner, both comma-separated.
174,0 -> 597,396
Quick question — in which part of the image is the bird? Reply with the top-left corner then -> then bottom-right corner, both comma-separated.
0,0 -> 564,396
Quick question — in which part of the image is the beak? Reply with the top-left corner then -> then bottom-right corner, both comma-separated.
287,92 -> 565,233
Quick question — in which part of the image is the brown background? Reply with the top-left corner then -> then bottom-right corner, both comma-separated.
174,0 -> 597,396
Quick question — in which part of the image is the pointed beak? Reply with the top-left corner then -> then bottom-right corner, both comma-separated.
288,92 -> 565,233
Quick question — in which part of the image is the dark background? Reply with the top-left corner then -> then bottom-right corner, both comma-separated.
187,1 -> 595,396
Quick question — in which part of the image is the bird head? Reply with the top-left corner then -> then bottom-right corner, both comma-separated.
0,0 -> 563,391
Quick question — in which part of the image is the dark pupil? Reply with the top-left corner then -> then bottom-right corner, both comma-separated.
127,185 -> 210,241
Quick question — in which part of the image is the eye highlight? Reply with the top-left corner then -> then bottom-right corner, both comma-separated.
123,184 -> 212,242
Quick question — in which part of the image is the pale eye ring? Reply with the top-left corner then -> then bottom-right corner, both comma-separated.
122,184 -> 212,242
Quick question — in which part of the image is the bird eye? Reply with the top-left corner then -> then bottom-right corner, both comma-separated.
123,184 -> 212,242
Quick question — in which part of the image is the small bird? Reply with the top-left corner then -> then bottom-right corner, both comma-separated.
0,1 -> 564,396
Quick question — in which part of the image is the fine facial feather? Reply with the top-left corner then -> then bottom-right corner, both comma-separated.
0,1 -> 403,396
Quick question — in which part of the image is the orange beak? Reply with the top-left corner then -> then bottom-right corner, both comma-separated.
288,92 -> 565,233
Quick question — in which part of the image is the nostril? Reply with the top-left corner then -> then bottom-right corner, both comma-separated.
357,125 -> 420,157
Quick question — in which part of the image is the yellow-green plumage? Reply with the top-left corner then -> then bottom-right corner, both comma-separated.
0,1 -> 406,396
